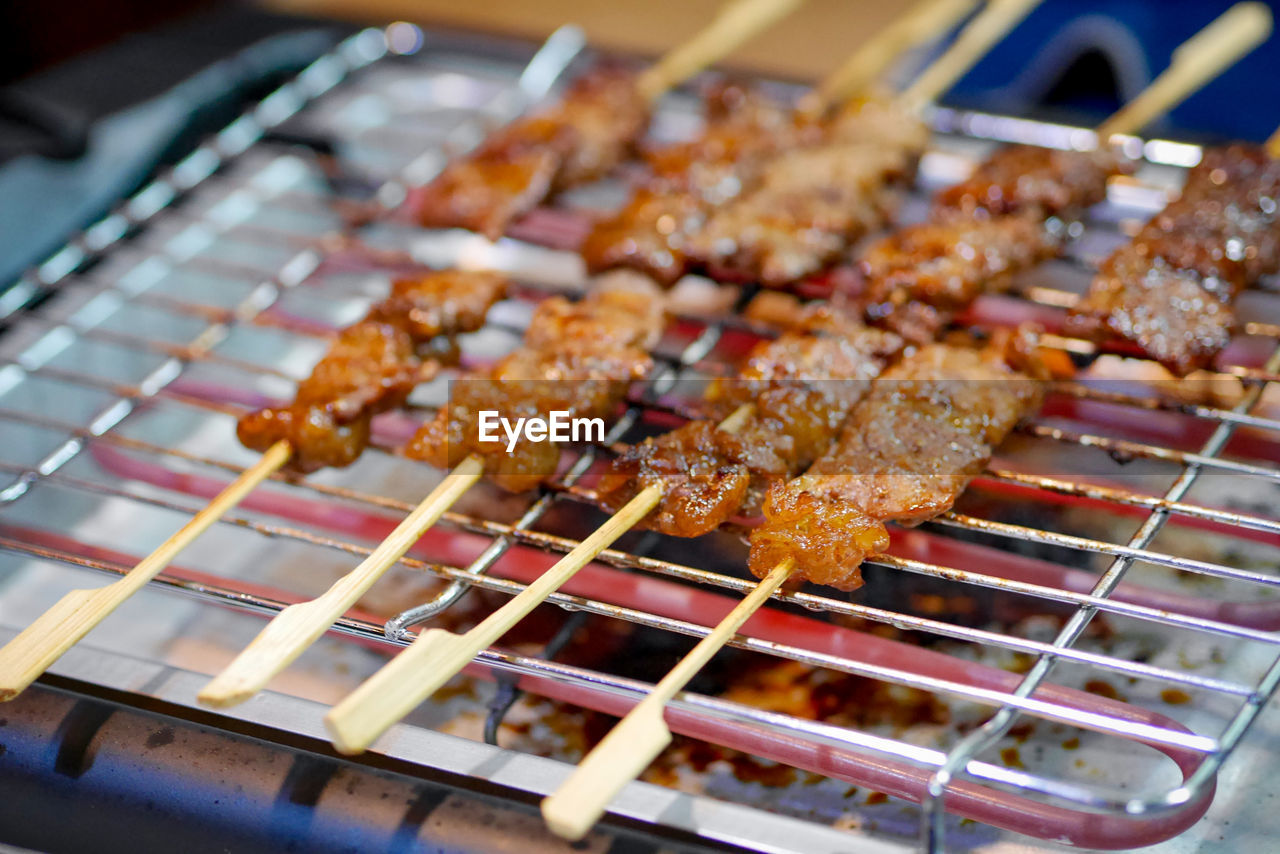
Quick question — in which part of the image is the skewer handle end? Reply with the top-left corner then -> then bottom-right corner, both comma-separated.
197,599 -> 333,708
327,481 -> 667,753
808,0 -> 979,113
325,628 -> 469,754
0,587 -> 101,701
200,453 -> 485,709
1097,2 -> 1273,140
541,702 -> 672,841
637,0 -> 805,101
897,0 -> 1044,112
0,440 -> 291,703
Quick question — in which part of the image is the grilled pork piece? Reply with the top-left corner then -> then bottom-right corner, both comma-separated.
934,145 -> 1129,220
405,279 -> 664,491
686,98 -> 929,287
415,148 -> 562,242
416,68 -> 648,240
367,270 -> 513,340
580,188 -> 709,286
583,94 -> 927,288
859,142 -> 1132,342
861,215 -> 1056,343
237,270 -> 508,472
644,80 -> 809,200
597,308 -> 901,536
581,83 -> 813,286
748,334 -> 1044,590
687,142 -> 916,286
1068,145 -> 1280,374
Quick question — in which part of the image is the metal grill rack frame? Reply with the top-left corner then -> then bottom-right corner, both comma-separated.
0,25 -> 1277,853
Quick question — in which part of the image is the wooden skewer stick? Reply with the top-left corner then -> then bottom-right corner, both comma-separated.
541,559 -> 793,840
0,440 -> 292,701
538,4 -> 1272,839
1268,123 -> 1280,160
636,0 -> 807,102
798,0 -> 979,116
1096,2 -> 1271,141
897,0 -> 1044,113
322,403 -> 756,755
197,453 -> 484,707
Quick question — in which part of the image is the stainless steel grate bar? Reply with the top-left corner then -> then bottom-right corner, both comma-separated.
921,344 -> 1280,851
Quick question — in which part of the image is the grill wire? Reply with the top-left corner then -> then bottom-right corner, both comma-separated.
0,26 -> 1277,852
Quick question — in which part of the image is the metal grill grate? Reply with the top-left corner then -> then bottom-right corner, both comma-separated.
0,26 -> 1278,853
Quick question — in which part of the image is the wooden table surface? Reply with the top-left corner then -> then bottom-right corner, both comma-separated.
264,0 -> 904,83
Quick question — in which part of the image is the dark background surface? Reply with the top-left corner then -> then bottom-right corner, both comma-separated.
0,3 -> 344,287
0,3 -> 338,165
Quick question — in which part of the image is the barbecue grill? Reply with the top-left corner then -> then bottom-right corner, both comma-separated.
1,23 -> 1279,853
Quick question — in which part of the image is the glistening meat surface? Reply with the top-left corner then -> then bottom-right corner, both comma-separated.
749,336 -> 1044,589
933,145 -> 1128,219
416,68 -> 647,240
237,270 -> 507,472
597,308 -> 901,535
581,81 -> 814,285
1068,144 -> 1280,373
405,279 -> 664,491
687,99 -> 929,287
861,215 -> 1055,343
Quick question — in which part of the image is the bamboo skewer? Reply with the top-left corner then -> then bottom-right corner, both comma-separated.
323,404 -> 755,754
637,0 -> 808,102
1269,123 -> 1280,160
324,482 -> 665,752
540,4 -> 1272,839
193,2 -> 806,709
1096,2 -> 1271,141
897,0 -> 1043,113
198,454 -> 484,707
321,0 -> 1051,758
798,0 -> 979,116
0,440 -> 292,701
543,558 -> 793,840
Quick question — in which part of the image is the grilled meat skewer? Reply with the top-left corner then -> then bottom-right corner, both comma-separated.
594,141 -> 1128,539
597,306 -> 902,536
579,0 -> 992,290
580,81 -> 823,285
405,278 -> 666,491
684,99 -> 929,286
749,331 -> 1045,589
1067,144 -> 1280,374
933,144 -> 1126,219
413,0 -> 805,242
238,270 -> 508,472
416,69 -> 649,241
862,144 -> 1133,342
